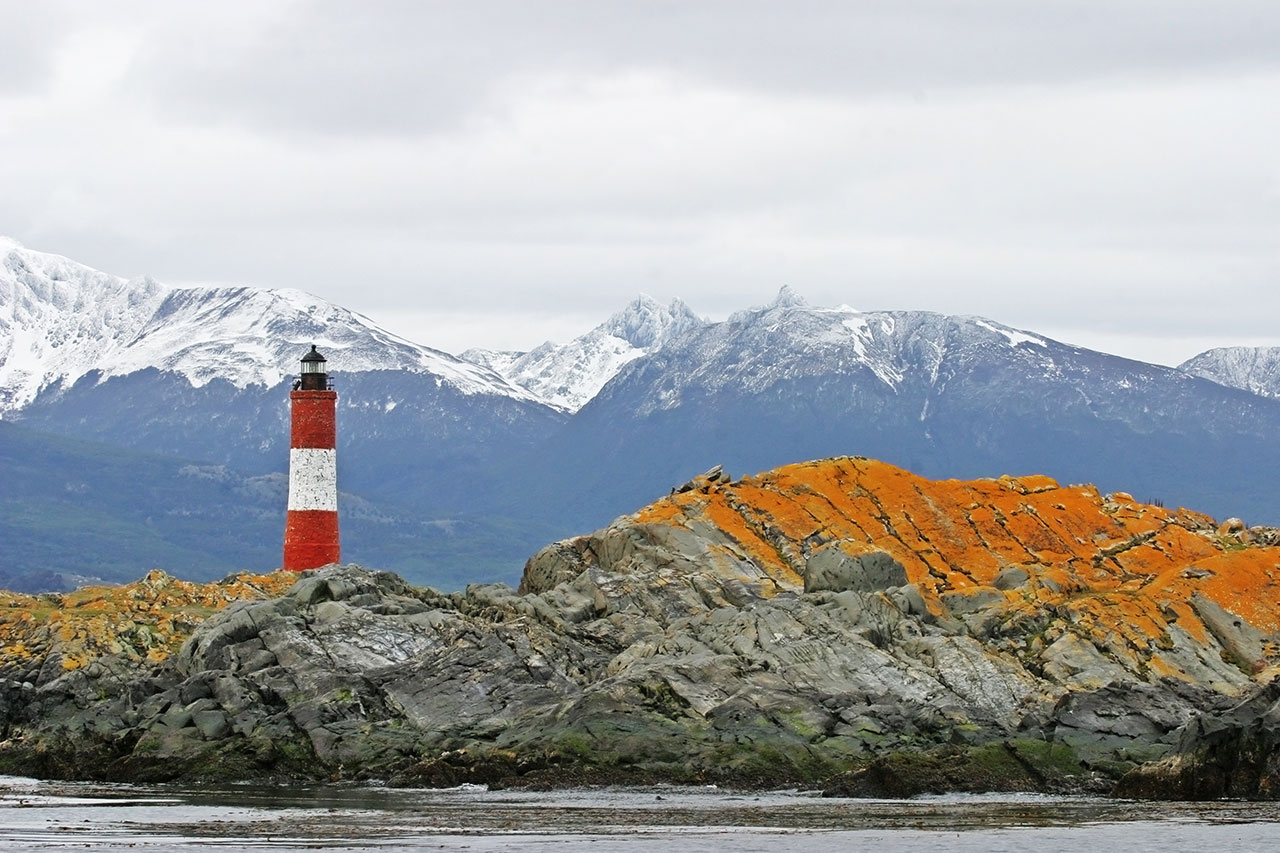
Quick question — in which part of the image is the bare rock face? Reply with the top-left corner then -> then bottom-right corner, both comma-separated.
1114,679 -> 1280,799
2,457 -> 1279,796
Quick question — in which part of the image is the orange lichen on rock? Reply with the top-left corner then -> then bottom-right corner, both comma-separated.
0,570 -> 298,684
699,497 -> 803,585
628,456 -> 1280,683
1158,549 -> 1280,635
637,457 -> 1195,594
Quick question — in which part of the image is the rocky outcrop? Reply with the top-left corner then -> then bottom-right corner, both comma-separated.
1,457 -> 1278,794
1114,679 -> 1280,799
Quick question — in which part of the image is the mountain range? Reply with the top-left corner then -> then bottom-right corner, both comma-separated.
3,236 -> 1280,592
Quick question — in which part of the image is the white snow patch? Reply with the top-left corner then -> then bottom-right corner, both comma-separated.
973,319 -> 1047,348
838,314 -> 902,388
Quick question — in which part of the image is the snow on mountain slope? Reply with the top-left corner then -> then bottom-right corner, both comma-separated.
594,286 -> 1056,417
0,238 -> 540,413
1,238 -> 164,411
458,347 -> 523,378
463,294 -> 706,412
1180,347 -> 1280,399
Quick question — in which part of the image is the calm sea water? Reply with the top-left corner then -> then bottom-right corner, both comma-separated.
1,775 -> 1276,851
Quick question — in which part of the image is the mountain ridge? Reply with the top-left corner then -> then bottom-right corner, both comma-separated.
0,240 -> 541,412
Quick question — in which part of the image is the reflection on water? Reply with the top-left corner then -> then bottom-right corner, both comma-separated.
0,775 -> 1276,851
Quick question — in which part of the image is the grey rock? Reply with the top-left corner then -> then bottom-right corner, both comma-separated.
940,586 -> 1007,616
804,546 -> 908,594
1115,678 -> 1280,799
0,551 -> 1271,794
1040,633 -> 1131,690
1191,593 -> 1264,673
192,709 -> 231,740
992,567 -> 1031,591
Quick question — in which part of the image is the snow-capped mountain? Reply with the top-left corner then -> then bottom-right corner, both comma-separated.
591,286 -> 1058,417
462,294 -> 706,412
1180,347 -> 1280,400
0,238 -> 539,414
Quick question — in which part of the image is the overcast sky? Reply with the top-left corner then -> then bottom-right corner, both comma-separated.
2,1 -> 1277,365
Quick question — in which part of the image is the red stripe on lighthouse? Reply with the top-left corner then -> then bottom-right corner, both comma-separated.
283,510 -> 340,570
290,390 -> 337,447
283,388 -> 340,572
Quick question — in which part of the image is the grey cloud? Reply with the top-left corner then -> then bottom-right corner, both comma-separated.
0,1 -> 74,94
119,0 -> 1280,137
4,1 -> 1277,367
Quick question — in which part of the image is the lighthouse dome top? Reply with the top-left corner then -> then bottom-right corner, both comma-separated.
301,344 -> 326,364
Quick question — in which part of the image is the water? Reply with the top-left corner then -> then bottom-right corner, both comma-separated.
1,775 -> 1276,851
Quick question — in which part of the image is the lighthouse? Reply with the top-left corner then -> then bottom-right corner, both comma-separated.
283,345 -> 340,571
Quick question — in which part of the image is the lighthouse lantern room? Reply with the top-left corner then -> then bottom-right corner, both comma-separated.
299,345 -> 329,390
283,345 -> 340,571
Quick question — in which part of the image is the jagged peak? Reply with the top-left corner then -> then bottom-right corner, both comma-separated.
599,293 -> 707,349
523,340 -> 559,359
728,286 -> 811,325
624,292 -> 661,311
769,285 -> 807,309
1180,345 -> 1280,400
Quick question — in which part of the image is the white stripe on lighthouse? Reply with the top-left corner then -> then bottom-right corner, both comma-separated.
287,448 -> 338,511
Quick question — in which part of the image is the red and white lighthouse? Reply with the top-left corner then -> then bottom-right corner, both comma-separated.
283,344 -> 340,571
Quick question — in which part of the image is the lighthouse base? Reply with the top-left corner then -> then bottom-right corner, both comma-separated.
283,510 -> 340,571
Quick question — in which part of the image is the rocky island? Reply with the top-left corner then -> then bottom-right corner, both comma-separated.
1,457 -> 1278,798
